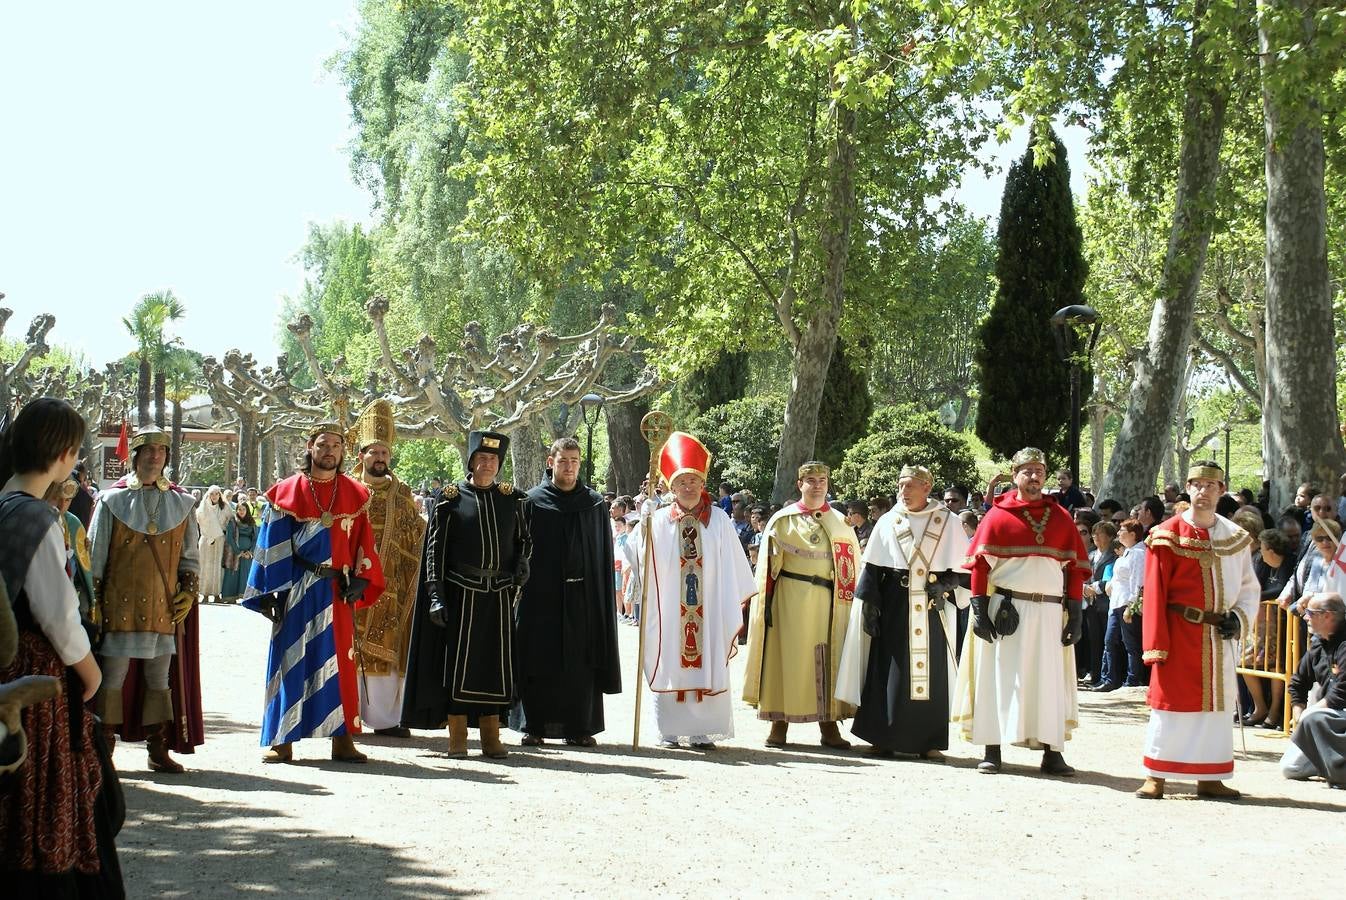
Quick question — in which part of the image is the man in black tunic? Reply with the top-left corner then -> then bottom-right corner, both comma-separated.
510,438 -> 621,746
401,430 -> 531,759
837,465 -> 969,760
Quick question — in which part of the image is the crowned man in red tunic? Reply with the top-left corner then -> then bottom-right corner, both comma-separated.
952,447 -> 1092,776
1135,461 -> 1259,800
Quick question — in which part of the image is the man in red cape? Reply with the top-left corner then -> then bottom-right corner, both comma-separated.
1135,460 -> 1259,800
952,447 -> 1091,776
243,422 -> 384,763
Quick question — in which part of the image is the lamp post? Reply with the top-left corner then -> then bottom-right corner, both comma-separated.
1050,305 -> 1102,487
579,393 -> 604,486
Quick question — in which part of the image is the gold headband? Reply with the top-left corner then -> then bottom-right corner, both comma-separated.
797,461 -> 830,479
1186,465 -> 1225,485
898,464 -> 933,487
1011,447 -> 1047,472
309,422 -> 345,441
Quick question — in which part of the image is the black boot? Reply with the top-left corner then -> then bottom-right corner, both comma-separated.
977,744 -> 1001,774
1040,749 -> 1075,776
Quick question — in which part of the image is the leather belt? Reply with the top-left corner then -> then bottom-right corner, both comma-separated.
1167,602 -> 1224,626
1002,589 -> 1062,605
778,570 -> 834,590
293,555 -> 341,580
453,563 -> 511,580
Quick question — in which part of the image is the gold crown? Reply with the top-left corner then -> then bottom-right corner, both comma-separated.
349,399 -> 397,451
797,461 -> 831,479
1010,447 -> 1048,472
898,464 -> 933,486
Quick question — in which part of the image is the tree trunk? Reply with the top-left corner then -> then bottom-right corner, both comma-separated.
510,416 -> 547,490
1096,2 -> 1228,505
237,413 -> 258,488
953,393 -> 973,433
154,370 -> 166,428
170,400 -> 183,481
137,356 -> 151,427
770,94 -> 856,504
1089,402 -> 1107,496
1259,2 -> 1346,509
605,398 -> 650,495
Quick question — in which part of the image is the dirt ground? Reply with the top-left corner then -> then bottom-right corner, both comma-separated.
111,604 -> 1346,898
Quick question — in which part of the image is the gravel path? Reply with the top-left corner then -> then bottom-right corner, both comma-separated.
111,604 -> 1346,897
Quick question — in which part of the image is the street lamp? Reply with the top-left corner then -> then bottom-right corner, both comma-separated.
1050,304 -> 1102,487
1223,423 -> 1232,480
579,393 -> 604,486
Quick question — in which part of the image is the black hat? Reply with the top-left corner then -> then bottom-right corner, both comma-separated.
467,430 -> 509,464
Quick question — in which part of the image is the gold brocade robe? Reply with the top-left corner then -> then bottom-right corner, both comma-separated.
743,503 -> 859,722
353,474 -> 426,676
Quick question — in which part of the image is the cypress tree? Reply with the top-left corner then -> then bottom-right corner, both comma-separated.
815,337 -> 873,467
974,126 -> 1088,463
682,349 -> 750,414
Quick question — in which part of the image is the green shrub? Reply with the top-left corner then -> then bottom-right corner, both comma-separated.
690,395 -> 785,499
832,404 -> 979,500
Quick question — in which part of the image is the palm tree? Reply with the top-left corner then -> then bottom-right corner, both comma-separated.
121,291 -> 186,427
161,347 -> 201,476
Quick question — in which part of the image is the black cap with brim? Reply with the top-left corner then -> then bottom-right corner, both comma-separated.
467,430 -> 510,465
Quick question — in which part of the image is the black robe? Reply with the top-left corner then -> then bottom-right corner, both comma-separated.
401,480 -> 530,728
509,478 -> 621,738
850,563 -> 956,754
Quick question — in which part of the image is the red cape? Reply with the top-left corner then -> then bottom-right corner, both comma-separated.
266,472 -> 371,520
965,490 -> 1090,597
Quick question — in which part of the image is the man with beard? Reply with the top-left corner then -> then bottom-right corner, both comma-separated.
89,427 -> 204,772
953,447 -> 1091,776
1135,460 -> 1259,800
510,437 -> 621,746
837,465 -> 968,760
348,401 -> 426,738
626,432 -> 755,749
243,422 -> 385,763
743,461 -> 859,749
401,430 -> 531,759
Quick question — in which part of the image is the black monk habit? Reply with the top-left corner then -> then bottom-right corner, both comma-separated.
401,480 -> 529,729
509,476 -> 622,738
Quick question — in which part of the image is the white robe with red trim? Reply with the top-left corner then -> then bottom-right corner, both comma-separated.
628,502 -> 756,741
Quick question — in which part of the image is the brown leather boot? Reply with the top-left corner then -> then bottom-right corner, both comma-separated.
1135,777 -> 1165,799
331,734 -> 369,763
446,715 -> 469,758
765,721 -> 788,748
478,715 -> 508,759
146,724 -> 185,773
819,721 -> 851,749
1196,780 -> 1241,801
262,743 -> 293,763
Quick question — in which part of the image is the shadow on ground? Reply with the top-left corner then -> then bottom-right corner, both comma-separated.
118,782 -> 476,898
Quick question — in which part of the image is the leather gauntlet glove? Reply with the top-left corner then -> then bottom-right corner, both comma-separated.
1217,610 -> 1240,640
970,595 -> 997,642
427,581 -> 450,627
1061,599 -> 1084,647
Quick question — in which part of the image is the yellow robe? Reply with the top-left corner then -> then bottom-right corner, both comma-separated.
743,503 -> 859,722
353,474 -> 426,676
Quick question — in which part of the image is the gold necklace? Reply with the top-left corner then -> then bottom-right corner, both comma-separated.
309,476 -> 338,528
1020,505 -> 1050,545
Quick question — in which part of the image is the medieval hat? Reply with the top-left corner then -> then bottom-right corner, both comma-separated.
1010,447 -> 1048,473
350,400 -> 397,452
898,464 -> 934,487
129,427 -> 170,452
660,431 -> 711,485
1186,461 -> 1226,486
308,421 -> 346,442
467,430 -> 510,465
797,460 -> 831,480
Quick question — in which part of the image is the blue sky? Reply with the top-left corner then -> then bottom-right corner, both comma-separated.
0,4 -> 1089,369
